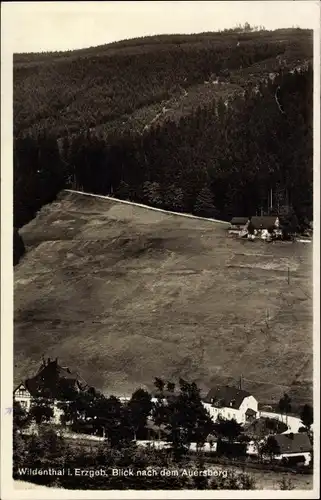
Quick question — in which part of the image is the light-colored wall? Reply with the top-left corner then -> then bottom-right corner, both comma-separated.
14,388 -> 32,412
52,404 -> 64,425
203,396 -> 258,424
14,393 -> 67,425
137,440 -> 217,453
202,402 -> 244,424
274,452 -> 311,466
240,396 -> 258,413
259,411 -> 302,433
247,443 -> 311,465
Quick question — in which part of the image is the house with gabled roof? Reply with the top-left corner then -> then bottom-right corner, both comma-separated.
13,357 -> 87,425
25,357 -> 87,400
202,385 -> 258,424
262,432 -> 312,466
13,382 -> 32,411
230,217 -> 249,230
250,216 -> 280,231
229,215 -> 283,240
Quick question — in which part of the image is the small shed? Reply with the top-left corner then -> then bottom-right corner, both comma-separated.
245,408 -> 257,422
229,217 -> 249,230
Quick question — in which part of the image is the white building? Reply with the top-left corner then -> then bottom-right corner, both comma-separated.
272,433 -> 312,465
202,386 -> 258,425
13,382 -> 32,411
249,432 -> 313,466
13,382 -> 67,425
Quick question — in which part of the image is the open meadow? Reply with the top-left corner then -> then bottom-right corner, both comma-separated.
14,191 -> 313,405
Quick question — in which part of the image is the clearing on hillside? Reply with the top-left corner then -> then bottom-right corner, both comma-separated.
14,191 -> 312,404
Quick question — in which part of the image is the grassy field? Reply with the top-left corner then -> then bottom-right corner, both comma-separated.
14,191 -> 312,404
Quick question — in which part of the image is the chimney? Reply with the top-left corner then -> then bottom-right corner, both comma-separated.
47,357 -> 51,365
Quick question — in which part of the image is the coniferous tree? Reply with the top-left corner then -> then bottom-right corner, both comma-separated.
278,393 -> 292,424
261,435 -> 281,462
194,186 -> 217,218
13,41 -> 312,228
165,379 -> 213,456
13,228 -> 25,266
128,388 -> 153,440
300,404 -> 313,430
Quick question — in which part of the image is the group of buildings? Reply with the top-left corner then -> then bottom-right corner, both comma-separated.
229,215 -> 283,241
13,358 -> 312,466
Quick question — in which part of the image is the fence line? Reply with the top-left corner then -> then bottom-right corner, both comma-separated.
64,189 -> 229,225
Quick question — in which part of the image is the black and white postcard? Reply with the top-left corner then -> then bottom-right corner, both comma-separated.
1,1 -> 320,498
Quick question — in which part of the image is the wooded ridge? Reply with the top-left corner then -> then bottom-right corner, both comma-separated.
14,27 -> 313,229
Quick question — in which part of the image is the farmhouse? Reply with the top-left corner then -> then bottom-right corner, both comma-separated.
202,386 -> 258,424
250,216 -> 280,231
229,217 -> 249,231
13,382 -> 66,425
13,358 -> 87,424
25,357 -> 87,399
13,382 -> 32,411
229,215 -> 282,239
269,432 -> 312,466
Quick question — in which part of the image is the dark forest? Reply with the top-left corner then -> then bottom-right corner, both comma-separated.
14,28 -> 313,230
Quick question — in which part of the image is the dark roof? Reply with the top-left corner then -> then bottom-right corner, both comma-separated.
230,217 -> 249,225
204,386 -> 252,409
25,358 -> 86,398
274,433 -> 312,454
206,433 -> 218,443
35,358 -> 79,381
13,382 -> 29,393
250,216 -> 278,229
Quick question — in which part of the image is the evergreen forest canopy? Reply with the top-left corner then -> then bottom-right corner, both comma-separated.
14,27 -> 313,230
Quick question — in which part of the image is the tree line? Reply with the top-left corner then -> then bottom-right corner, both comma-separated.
13,376 -> 313,489
14,376 -> 313,457
14,66 -> 312,235
13,427 -> 257,490
14,27 -> 311,137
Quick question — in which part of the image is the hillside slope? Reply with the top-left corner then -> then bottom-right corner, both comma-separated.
14,191 -> 312,404
13,28 -> 313,233
14,28 -> 312,137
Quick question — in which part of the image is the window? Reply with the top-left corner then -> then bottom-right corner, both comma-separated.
228,413 -> 231,419
16,387 -> 29,398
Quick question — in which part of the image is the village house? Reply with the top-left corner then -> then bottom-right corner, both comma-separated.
13,382 -> 65,425
248,432 -> 313,466
272,432 -> 313,466
13,357 -> 86,425
250,216 -> 281,232
13,382 -> 32,412
202,386 -> 258,425
229,217 -> 249,234
24,357 -> 86,397
229,215 -> 282,240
